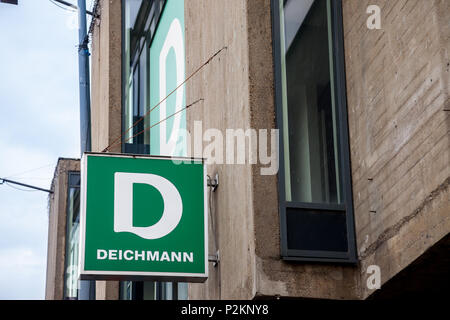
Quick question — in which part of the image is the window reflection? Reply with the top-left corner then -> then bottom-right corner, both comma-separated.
63,173 -> 80,300
280,0 -> 342,204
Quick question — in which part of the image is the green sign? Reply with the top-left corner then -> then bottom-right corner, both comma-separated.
79,153 -> 207,282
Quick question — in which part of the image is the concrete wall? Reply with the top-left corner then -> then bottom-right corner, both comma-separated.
45,158 -> 80,300
249,0 -> 360,300
342,0 -> 450,299
90,0 -> 122,299
84,0 -> 448,300
185,0 -> 359,300
91,0 -> 122,154
185,0 -> 357,299
186,0 -> 449,300
185,0 -> 257,300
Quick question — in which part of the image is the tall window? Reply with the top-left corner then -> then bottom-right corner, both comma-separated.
123,0 -> 166,154
272,0 -> 357,262
63,172 -> 80,299
63,172 -> 95,299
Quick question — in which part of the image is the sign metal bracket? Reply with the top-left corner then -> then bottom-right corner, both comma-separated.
207,173 -> 219,192
208,250 -> 220,267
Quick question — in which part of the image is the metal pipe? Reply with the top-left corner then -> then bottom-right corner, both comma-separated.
77,2 -> 95,299
0,178 -> 53,194
77,0 -> 91,154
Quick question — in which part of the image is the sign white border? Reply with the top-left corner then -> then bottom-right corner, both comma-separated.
78,152 -> 208,283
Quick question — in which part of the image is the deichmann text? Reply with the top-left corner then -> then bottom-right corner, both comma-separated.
96,249 -> 194,263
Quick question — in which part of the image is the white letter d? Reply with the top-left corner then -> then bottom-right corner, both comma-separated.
114,172 -> 183,239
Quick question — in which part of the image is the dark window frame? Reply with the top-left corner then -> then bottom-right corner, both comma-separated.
271,0 -> 357,263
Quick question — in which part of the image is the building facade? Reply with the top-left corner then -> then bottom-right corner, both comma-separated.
46,0 -> 449,300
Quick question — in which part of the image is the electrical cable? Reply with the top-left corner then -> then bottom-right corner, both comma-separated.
12,177 -> 52,180
102,46 -> 227,152
4,163 -> 54,180
48,0 -> 77,12
5,181 -> 38,192
107,98 -> 204,151
0,177 -> 53,193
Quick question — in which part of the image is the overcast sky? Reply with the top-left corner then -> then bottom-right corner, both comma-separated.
0,0 -> 95,299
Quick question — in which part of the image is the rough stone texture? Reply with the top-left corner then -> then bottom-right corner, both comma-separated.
342,0 -> 450,298
90,0 -> 121,299
368,233 -> 450,299
185,0 -> 359,300
187,0 -> 449,300
45,158 -> 80,300
78,0 -> 449,300
185,0 -> 257,300
91,0 -> 122,154
248,0 -> 359,299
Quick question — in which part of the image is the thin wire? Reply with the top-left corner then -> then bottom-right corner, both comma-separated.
102,46 -> 227,152
4,182 -> 38,192
108,98 -> 203,151
4,163 -> 54,179
48,0 -> 77,12
13,177 -> 52,180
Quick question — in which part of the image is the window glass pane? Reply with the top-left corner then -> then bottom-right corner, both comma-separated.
163,282 -> 173,300
139,46 -> 148,116
139,45 -> 150,145
143,281 -> 156,300
133,66 -> 139,118
283,0 -> 314,52
125,0 -> 142,29
286,208 -> 347,252
177,282 -> 188,300
119,281 -> 133,300
124,0 -> 142,145
280,0 -> 342,204
68,173 -> 80,187
125,75 -> 134,143
64,173 -> 80,300
124,0 -> 150,152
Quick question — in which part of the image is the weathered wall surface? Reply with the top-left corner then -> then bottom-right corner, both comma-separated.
185,0 -> 359,300
45,158 -> 80,300
185,0 -> 257,300
90,0 -> 121,299
342,0 -> 450,298
83,0 -> 448,300
91,0 -> 122,154
249,0 -> 359,300
187,0 -> 449,300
